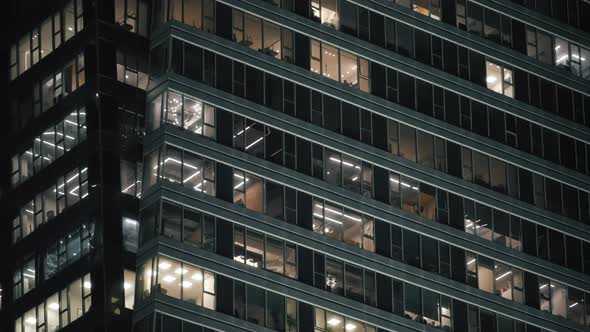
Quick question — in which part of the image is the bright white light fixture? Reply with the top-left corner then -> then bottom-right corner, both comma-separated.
84,281 -> 92,289
495,271 -> 512,281
182,281 -> 193,288
486,76 -> 497,84
49,302 -> 60,310
346,323 -> 357,330
25,317 -> 36,325
327,318 -> 341,326
162,275 -> 176,283
159,262 -> 171,270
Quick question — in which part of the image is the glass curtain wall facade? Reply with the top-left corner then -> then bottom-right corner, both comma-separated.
2,0 -> 149,331
3,0 -> 590,332
135,0 -> 590,330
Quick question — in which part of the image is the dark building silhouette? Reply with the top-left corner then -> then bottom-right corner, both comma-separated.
2,0 -> 590,331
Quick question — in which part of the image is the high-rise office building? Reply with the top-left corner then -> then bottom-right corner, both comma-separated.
2,0 -> 590,331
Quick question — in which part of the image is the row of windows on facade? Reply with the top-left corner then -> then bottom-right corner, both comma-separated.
139,146 -> 590,326
11,166 -> 89,243
13,274 -> 91,332
146,88 -> 590,277
8,0 -> 152,84
13,223 -> 93,301
11,129 -> 587,323
209,6 -> 590,157
135,252 -> 555,332
151,14 -> 590,181
133,312 -> 227,332
287,0 -> 590,84
154,0 -> 590,126
140,200 -> 523,330
455,0 -> 590,81
10,53 -> 85,133
13,270 -> 135,331
8,0 -> 83,81
508,0 -> 590,32
135,254 -> 379,332
191,0 -> 590,132
317,0 -> 590,36
10,109 -> 87,188
134,304 -> 554,332
154,36 -> 590,225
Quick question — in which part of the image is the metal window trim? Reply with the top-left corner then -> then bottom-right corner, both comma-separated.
147,74 -> 590,246
133,297 -> 274,331
137,222 -> 587,332
159,26 -> 590,194
346,0 -> 590,92
215,0 -> 590,134
142,130 -> 590,293
468,0 -> 590,48
141,238 -> 447,332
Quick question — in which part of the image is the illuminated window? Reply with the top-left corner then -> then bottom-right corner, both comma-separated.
14,274 -> 91,332
311,0 -> 339,28
124,270 -> 136,309
310,39 -> 370,92
485,60 -> 513,98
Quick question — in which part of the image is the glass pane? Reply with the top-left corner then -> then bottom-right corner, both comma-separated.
158,258 -> 181,299
342,154 -> 361,193
69,278 -> 83,321
23,307 -> 35,332
340,50 -> 358,88
183,97 -> 203,133
263,21 -> 281,59
342,208 -> 362,247
245,174 -> 264,212
162,202 -> 182,241
494,263 -> 513,301
246,284 -> 265,326
477,257 -> 494,293
266,236 -> 284,274
184,0 -> 202,28
322,44 -> 339,80
162,147 -> 182,184
326,258 -> 344,295
166,92 -> 182,126
183,152 -> 203,190
400,176 -> 419,214
266,291 -> 285,330
555,38 -> 569,69
326,311 -> 344,331
124,269 -> 136,310
486,61 -> 502,94
64,1 -> 76,41
47,293 -> 59,331
122,217 -> 139,252
244,14 -> 262,51
551,282 -> 567,318
246,230 -> 264,268
182,265 -> 204,306
344,264 -> 363,302
41,18 -> 52,58
324,202 -> 343,241
183,209 -> 202,247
